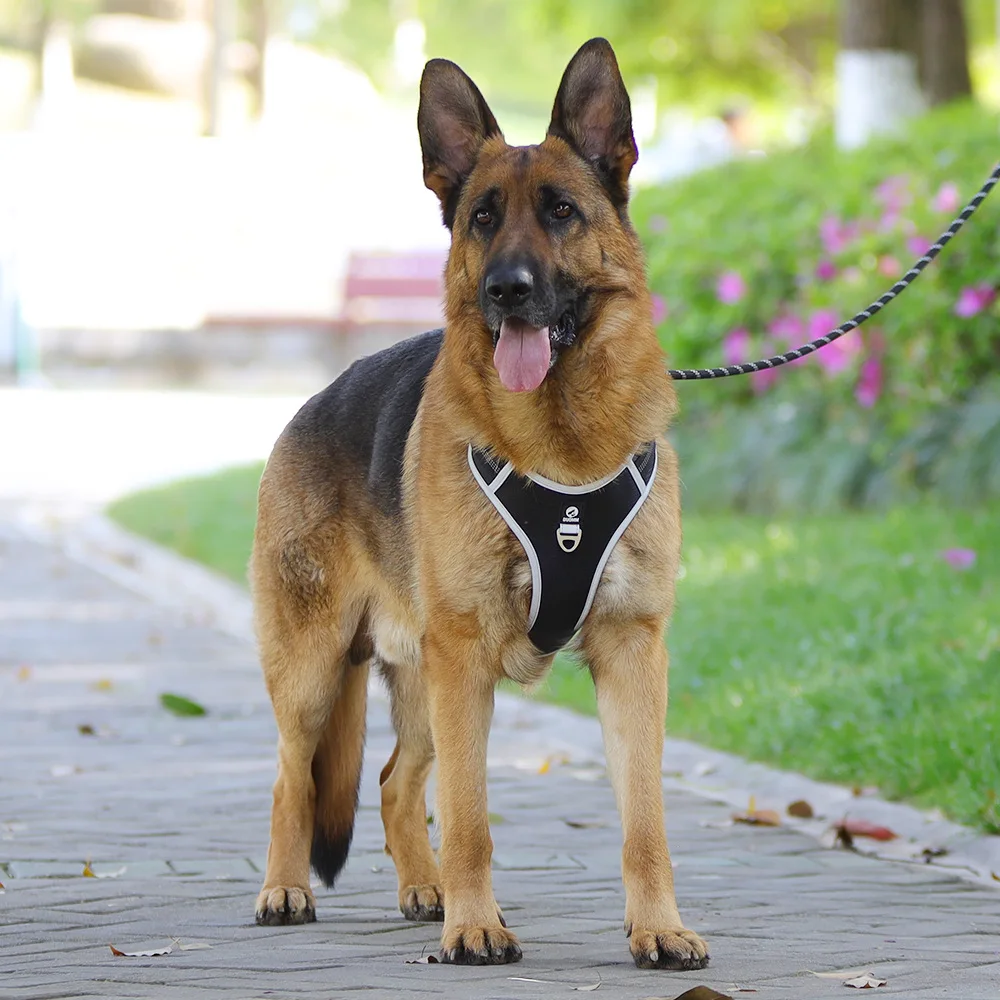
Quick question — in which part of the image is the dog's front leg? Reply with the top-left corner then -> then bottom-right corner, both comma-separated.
585,618 -> 709,971
423,624 -> 522,965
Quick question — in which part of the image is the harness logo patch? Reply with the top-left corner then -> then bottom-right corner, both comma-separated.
556,506 -> 582,553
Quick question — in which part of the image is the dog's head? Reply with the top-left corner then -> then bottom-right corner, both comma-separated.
418,38 -> 643,394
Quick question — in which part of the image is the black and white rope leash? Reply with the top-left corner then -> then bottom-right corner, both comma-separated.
667,161 -> 1000,381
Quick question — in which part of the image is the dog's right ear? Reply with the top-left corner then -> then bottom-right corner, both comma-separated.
418,59 -> 501,228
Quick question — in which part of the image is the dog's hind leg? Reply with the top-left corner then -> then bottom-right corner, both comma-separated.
585,617 -> 709,971
379,661 -> 442,921
254,610 -> 369,926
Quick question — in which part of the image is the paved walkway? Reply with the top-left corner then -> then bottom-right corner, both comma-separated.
2,512 -> 999,999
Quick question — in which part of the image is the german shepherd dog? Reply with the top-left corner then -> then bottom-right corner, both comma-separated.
251,38 -> 708,971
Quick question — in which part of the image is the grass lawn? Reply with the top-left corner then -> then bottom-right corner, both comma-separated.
109,466 -> 1000,832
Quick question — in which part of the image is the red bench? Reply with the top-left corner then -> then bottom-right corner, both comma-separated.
340,251 -> 447,330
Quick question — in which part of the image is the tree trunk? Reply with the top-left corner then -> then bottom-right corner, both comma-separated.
920,0 -> 972,106
247,0 -> 268,119
836,0 -> 926,149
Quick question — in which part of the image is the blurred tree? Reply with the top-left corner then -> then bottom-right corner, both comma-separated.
919,0 -> 972,105
836,0 -> 973,148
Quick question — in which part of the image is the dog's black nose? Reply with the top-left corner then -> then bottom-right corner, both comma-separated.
485,264 -> 534,308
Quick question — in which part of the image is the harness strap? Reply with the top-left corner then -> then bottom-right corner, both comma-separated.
469,443 -> 657,654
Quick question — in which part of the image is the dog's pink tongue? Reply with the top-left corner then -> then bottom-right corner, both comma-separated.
493,318 -> 551,392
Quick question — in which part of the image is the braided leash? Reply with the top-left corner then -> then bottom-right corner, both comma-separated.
667,161 -> 1000,380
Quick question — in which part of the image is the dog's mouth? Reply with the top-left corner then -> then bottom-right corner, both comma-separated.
490,308 -> 578,393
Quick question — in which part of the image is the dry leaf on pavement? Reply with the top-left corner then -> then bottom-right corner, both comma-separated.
109,943 -> 174,957
834,818 -> 898,844
787,799 -> 814,818
843,973 -> 887,988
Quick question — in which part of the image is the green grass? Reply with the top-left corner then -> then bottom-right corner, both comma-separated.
109,468 -> 1000,832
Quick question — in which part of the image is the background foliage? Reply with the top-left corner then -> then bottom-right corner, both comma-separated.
632,102 -> 1000,511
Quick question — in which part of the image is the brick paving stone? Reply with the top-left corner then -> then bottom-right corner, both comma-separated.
2,520 -> 999,999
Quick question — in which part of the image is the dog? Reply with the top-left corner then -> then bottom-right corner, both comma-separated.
250,37 -> 708,971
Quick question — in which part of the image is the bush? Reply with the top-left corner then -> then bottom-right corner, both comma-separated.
633,103 -> 1000,511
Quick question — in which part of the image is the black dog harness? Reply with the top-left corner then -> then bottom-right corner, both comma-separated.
468,443 -> 657,654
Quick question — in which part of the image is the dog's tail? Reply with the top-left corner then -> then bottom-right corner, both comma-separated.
310,661 -> 368,887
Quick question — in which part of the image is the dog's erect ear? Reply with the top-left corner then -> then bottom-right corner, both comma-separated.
418,59 -> 502,227
547,38 -> 637,208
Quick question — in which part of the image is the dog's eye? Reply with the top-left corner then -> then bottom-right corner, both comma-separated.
474,209 -> 494,227
552,202 -> 574,220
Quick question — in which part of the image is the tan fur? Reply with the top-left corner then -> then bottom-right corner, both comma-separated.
251,40 -> 708,970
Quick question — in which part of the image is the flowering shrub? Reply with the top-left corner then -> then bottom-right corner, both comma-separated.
633,102 -> 1000,510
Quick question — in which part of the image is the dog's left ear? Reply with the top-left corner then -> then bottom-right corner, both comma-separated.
547,38 -> 637,208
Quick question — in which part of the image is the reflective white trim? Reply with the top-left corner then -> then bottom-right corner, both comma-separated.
525,460 -> 630,494
467,445 -> 542,628
573,448 -> 658,630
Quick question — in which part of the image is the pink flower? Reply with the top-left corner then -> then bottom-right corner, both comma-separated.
877,210 -> 902,232
751,366 -> 779,394
855,356 -> 883,408
878,256 -> 901,277
723,327 -> 750,365
716,271 -> 746,305
815,259 -> 837,281
874,174 -> 911,211
768,313 -> 805,345
819,331 -> 862,375
650,293 -> 668,325
807,308 -> 840,342
932,181 -> 960,215
940,547 -> 976,570
954,284 -> 997,318
906,235 -> 933,257
820,215 -> 849,255
648,214 -> 668,234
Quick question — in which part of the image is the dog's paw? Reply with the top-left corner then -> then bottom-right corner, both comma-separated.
400,884 -> 445,922
628,927 -> 709,971
254,886 -> 316,926
439,925 -> 522,965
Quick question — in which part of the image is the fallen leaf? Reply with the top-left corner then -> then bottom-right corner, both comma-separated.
667,988 -> 734,1000
109,943 -> 174,957
0,881 -> 5,892
17,665 -> 31,681
89,865 -> 126,879
78,724 -> 96,736
843,973 -> 887,989
787,799 -> 814,819
538,758 -> 551,775
564,819 -> 607,829
404,954 -> 439,964
573,981 -> 601,992
835,818 -> 898,842
174,940 -> 212,951
920,847 -> 948,862
92,678 -> 114,692
991,871 -> 1000,882
809,969 -> 872,980
851,785 -> 879,798
732,808 -> 781,827
159,693 -> 207,717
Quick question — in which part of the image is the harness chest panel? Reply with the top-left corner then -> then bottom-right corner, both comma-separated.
468,443 -> 657,655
